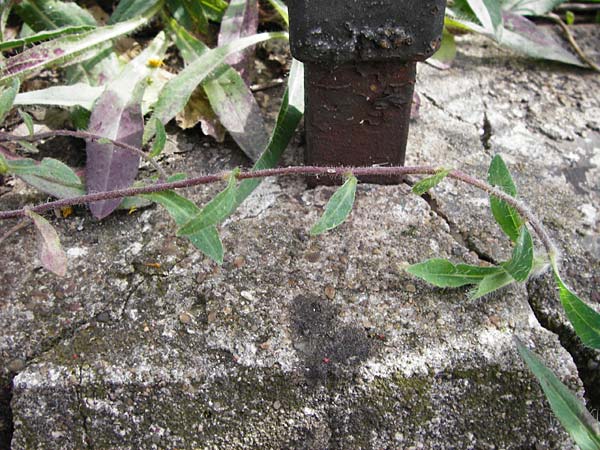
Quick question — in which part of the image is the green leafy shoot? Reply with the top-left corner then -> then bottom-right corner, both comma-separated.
0,78 -> 20,123
177,169 -> 240,236
406,258 -> 502,288
412,169 -> 450,196
310,174 -> 358,236
143,190 -> 224,264
18,109 -> 35,136
551,257 -> 600,349
470,270 -> 515,299
149,118 -> 167,158
24,209 -> 68,277
0,25 -> 95,52
488,154 -> 523,242
516,340 -> 600,450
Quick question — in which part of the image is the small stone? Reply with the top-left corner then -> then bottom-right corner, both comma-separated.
241,290 -> 256,301
405,283 -> 417,293
324,285 -> 336,300
489,315 -> 502,328
179,312 -> 192,324
259,340 -> 271,350
8,358 -> 25,372
207,311 -> 217,323
273,400 -> 281,410
233,256 -> 246,268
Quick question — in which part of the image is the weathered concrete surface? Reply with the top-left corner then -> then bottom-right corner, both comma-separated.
1,26 -> 599,449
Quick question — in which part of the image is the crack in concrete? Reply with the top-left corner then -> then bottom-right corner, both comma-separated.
76,365 -> 94,450
526,276 -> 600,414
421,92 -> 476,128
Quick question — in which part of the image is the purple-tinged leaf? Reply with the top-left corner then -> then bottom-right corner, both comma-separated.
218,0 -> 259,80
24,209 -> 67,277
0,6 -> 161,84
86,86 -> 145,218
500,11 -> 585,67
169,18 -> 268,160
86,32 -> 168,219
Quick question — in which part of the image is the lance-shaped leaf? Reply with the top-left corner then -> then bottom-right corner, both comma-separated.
503,0 -> 570,16
177,170 -> 240,236
234,58 -> 304,206
310,174 -> 358,236
166,0 -> 209,34
500,225 -> 534,282
406,258 -> 502,288
199,0 -> 228,22
488,154 -> 523,242
218,0 -> 259,77
168,18 -> 268,161
470,270 -> 515,299
143,190 -> 224,264
0,5 -> 161,84
499,12 -> 585,67
86,32 -> 168,219
13,0 -> 124,87
109,0 -> 162,24
516,340 -> 600,449
551,259 -> 600,349
14,0 -> 96,29
149,118 -> 167,158
266,0 -> 289,26
0,25 -> 95,52
412,169 -> 450,196
24,209 -> 67,277
144,31 -> 288,143
0,78 -> 19,123
6,157 -> 85,198
466,0 -> 503,35
14,83 -> 103,109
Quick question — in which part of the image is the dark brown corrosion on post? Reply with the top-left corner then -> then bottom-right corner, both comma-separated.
305,61 -> 416,184
287,0 -> 447,185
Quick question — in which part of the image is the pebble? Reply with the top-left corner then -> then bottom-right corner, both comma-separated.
179,312 -> 192,324
324,285 -> 336,300
273,400 -> 281,410
405,283 -> 417,293
8,358 -> 25,372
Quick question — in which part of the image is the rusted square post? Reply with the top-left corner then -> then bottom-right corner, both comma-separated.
287,0 -> 447,184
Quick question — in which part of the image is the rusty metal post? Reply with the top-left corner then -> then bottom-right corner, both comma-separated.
287,0 -> 447,184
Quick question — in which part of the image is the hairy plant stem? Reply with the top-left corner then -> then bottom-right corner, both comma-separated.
0,130 -> 168,180
0,164 -> 558,262
545,12 -> 600,73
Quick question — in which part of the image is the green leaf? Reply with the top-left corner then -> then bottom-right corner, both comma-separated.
167,17 -> 269,161
488,154 -> 523,242
412,169 -> 450,196
406,258 -> 503,288
501,0 -> 569,16
0,153 -> 9,175
177,169 -> 240,236
470,270 -> 515,299
199,0 -> 229,23
6,157 -> 85,198
501,225 -> 534,282
24,209 -> 68,277
165,0 -> 209,34
14,0 -> 96,30
310,174 -> 358,236
142,190 -> 224,264
466,0 -> 504,35
565,11 -> 575,25
516,340 -> 600,450
18,109 -> 34,136
109,0 -> 162,24
233,58 -> 304,207
0,25 -> 95,52
0,78 -> 19,123
499,12 -> 585,67
149,118 -> 167,158
266,0 -> 289,26
551,260 -> 600,349
14,83 -> 103,109
144,31 -> 288,143
0,5 -> 161,84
